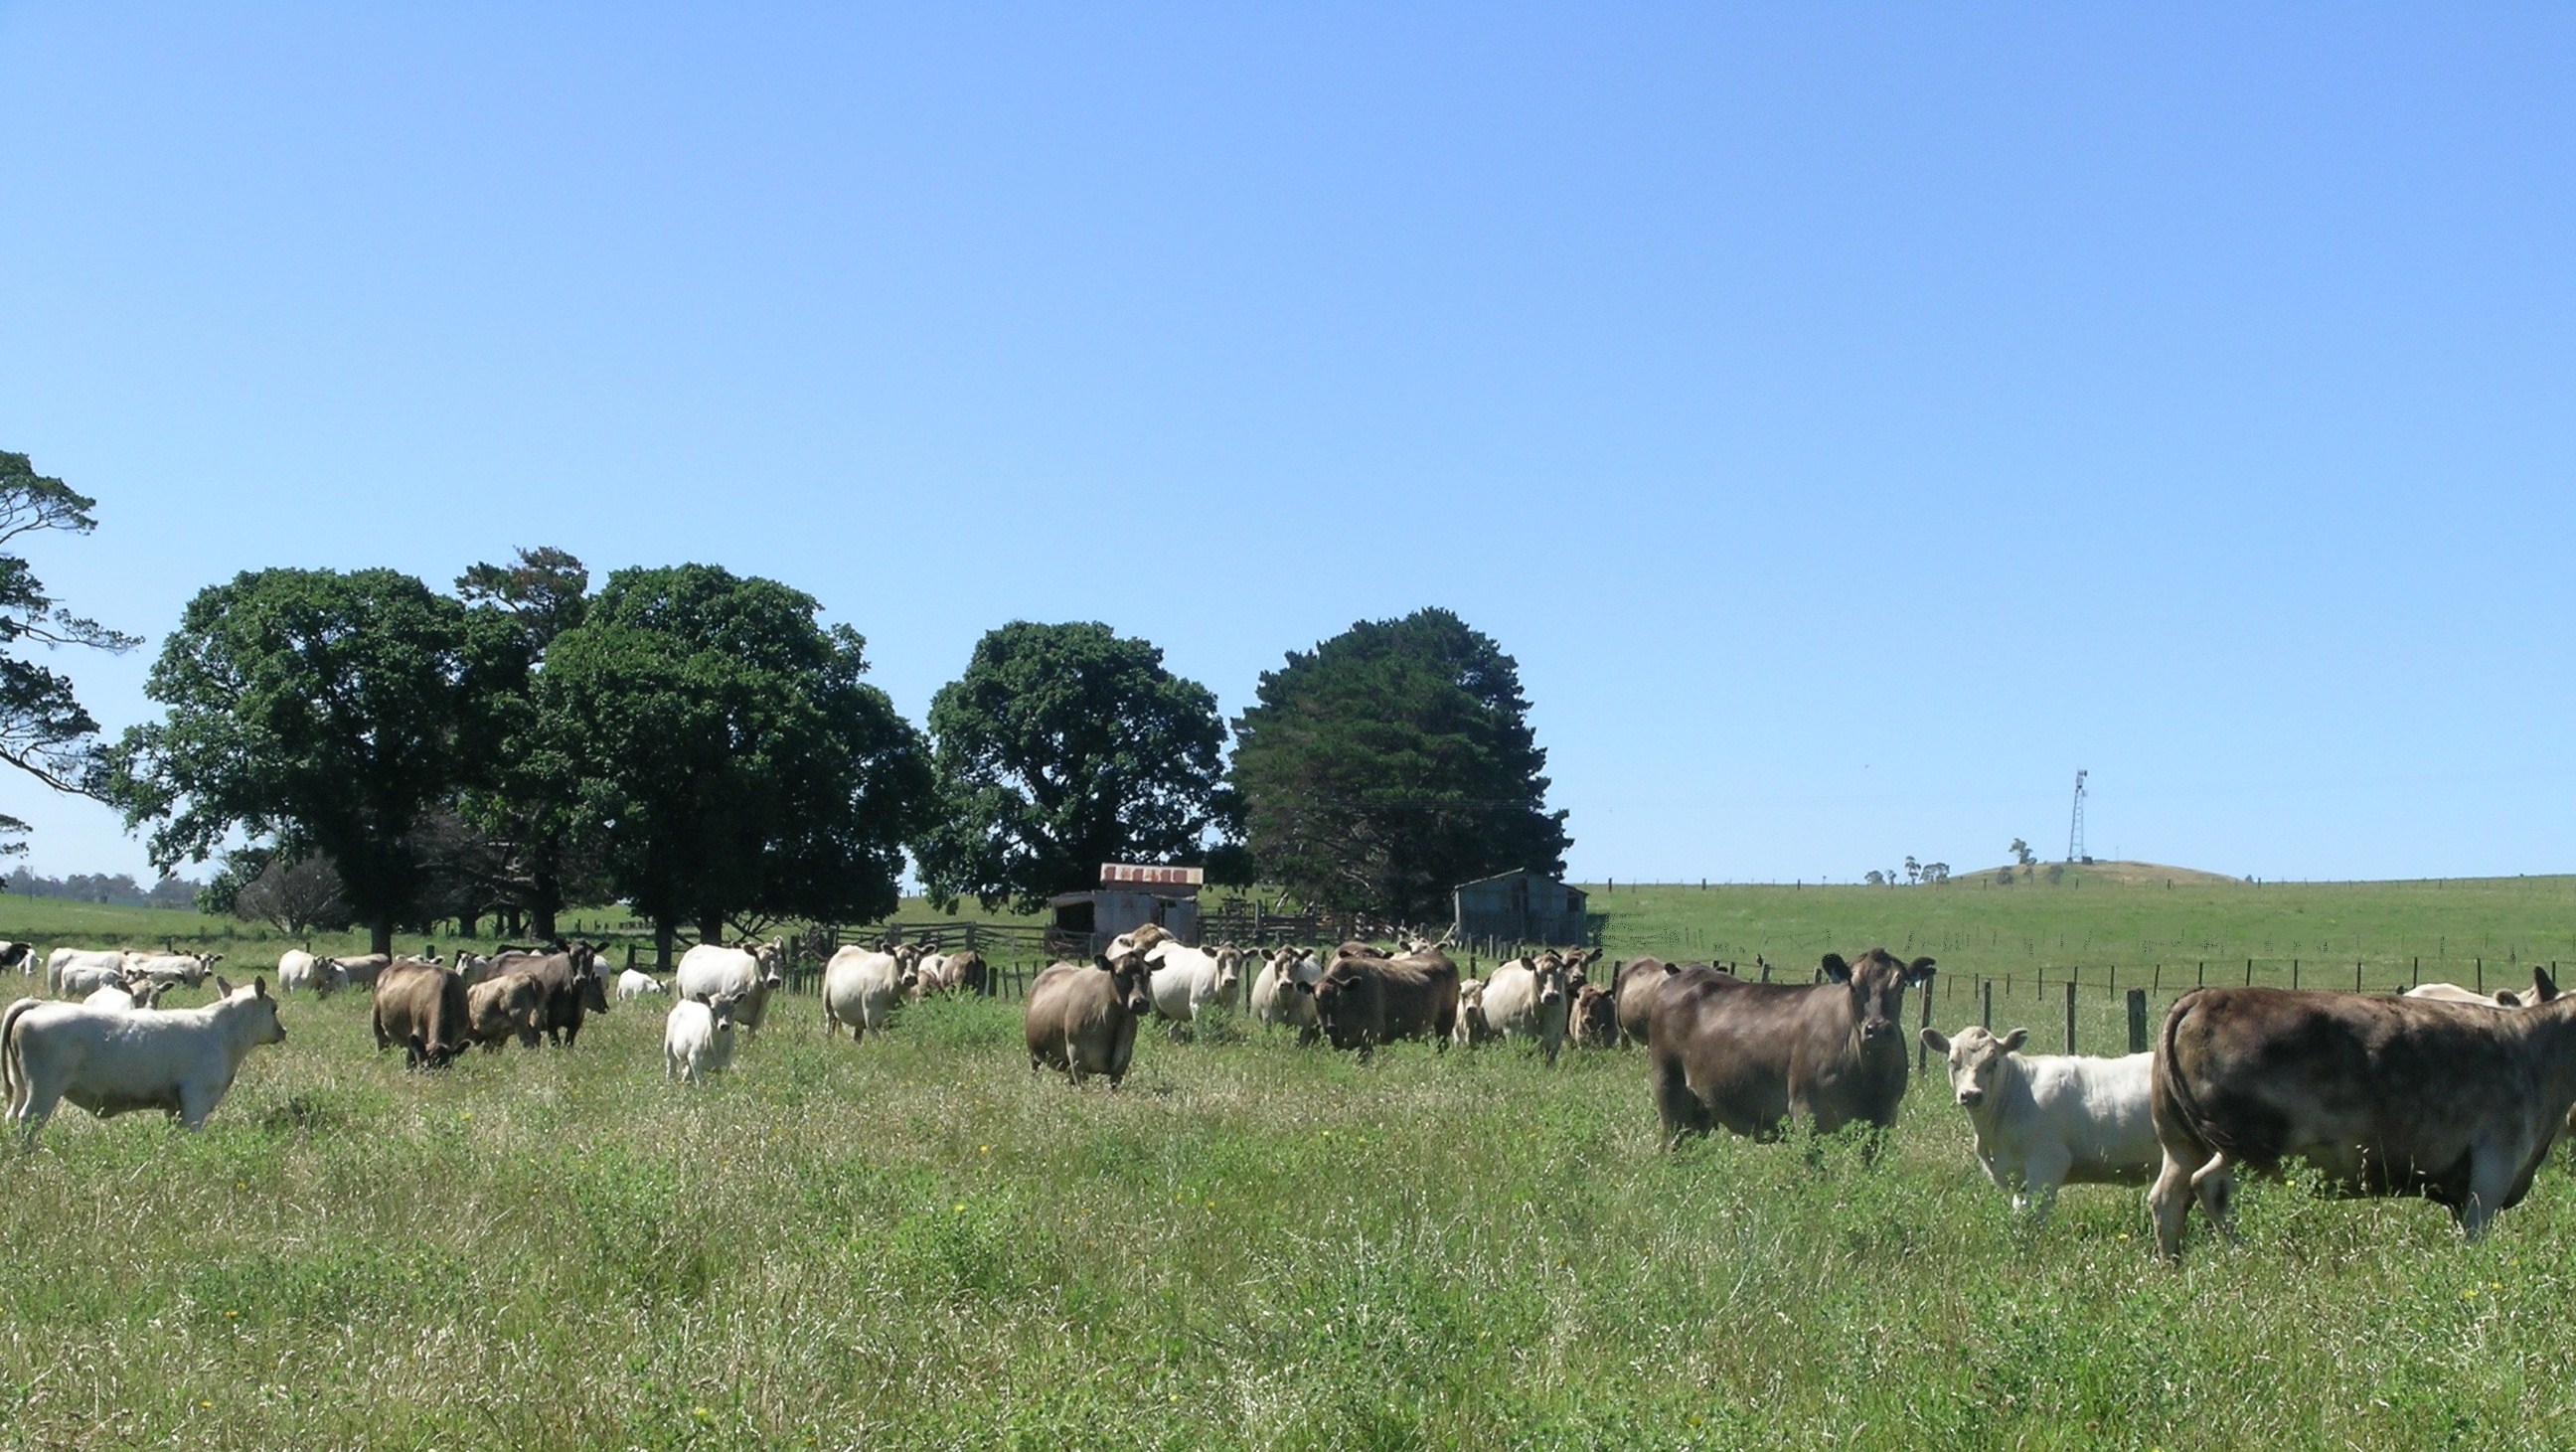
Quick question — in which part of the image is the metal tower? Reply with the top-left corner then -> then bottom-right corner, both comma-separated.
2066,769 -> 2089,864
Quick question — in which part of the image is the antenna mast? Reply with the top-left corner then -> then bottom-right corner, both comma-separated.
2066,769 -> 2089,864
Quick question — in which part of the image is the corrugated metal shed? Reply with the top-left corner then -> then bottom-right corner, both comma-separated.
1452,870 -> 1591,947
1046,863 -> 1204,955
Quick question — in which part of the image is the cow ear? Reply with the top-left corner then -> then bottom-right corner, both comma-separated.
1918,1028 -> 1950,1055
1907,957 -> 1937,985
214,975 -> 235,997
254,977 -> 269,998
2000,1028 -> 2029,1052
2532,967 -> 2560,1003
1819,954 -> 1852,982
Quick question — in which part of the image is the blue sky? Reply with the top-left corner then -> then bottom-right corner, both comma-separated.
3,4 -> 2571,885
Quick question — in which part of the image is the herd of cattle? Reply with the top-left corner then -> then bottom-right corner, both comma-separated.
7,927 -> 2576,1260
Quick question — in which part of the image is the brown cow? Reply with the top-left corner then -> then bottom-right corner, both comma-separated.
372,960 -> 470,1068
1613,956 -> 1683,1047
2148,973 -> 2576,1259
943,949 -> 990,997
504,945 -> 610,1047
1024,951 -> 1157,1088
1648,950 -> 1935,1145
1312,946 -> 1460,1054
1570,983 -> 1619,1049
465,972 -> 547,1052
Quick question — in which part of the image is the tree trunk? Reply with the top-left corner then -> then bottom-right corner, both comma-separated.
655,913 -> 677,970
531,871 -> 562,942
368,913 -> 395,958
698,909 -> 726,951
457,909 -> 480,938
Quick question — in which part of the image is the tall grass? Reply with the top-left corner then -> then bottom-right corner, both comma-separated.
4,971 -> 2574,1450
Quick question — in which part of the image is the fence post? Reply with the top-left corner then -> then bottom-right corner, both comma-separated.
1916,976 -> 1934,1074
2064,982 -> 2077,1054
1981,978 -> 1993,1029
2127,988 -> 2149,1054
1760,960 -> 1772,983
2477,957 -> 2485,993
2245,958 -> 2253,987
2354,960 -> 2362,992
2292,959 -> 2300,990
2412,955 -> 2420,988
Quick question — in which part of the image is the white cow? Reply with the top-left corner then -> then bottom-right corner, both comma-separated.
46,949 -> 125,995
823,945 -> 915,1042
55,956 -> 134,1000
453,952 -> 497,986
276,950 -> 350,996
83,974 -> 167,1012
3,977 -> 287,1146
122,951 -> 223,988
1919,1025 -> 2160,1219
329,954 -> 391,989
1476,949 -> 1588,1063
2405,982 -> 2528,1008
616,969 -> 667,1002
674,941 -> 784,1032
1248,947 -> 1322,1034
907,951 -> 953,1000
1147,943 -> 1244,1030
664,991 -> 743,1084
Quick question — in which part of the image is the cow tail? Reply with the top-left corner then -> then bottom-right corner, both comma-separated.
2155,990 -> 2233,1160
1,998 -> 38,1111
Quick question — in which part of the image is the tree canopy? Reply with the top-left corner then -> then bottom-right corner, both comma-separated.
538,565 -> 932,960
1228,607 -> 1568,924
0,452 -> 138,853
104,567 -> 522,954
913,620 -> 1226,912
454,547 -> 608,937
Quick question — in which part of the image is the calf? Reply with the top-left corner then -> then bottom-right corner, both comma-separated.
1570,983 -> 1619,1049
4,978 -> 286,1145
83,973 -> 169,1012
465,972 -> 547,1052
615,969 -> 667,1002
373,960 -> 472,1068
2150,976 -> 2576,1259
664,991 -> 744,1084
1024,951 -> 1157,1088
1249,947 -> 1322,1036
1452,979 -> 1498,1048
1649,950 -> 1935,1145
1921,1026 -> 2158,1219
1313,945 -> 1461,1054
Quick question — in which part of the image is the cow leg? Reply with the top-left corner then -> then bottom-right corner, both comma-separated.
177,1080 -> 220,1131
1652,1056 -> 1708,1149
2017,1147 -> 2071,1224
2458,1143 -> 2522,1240
2149,1149 -> 2195,1260
2188,1153 -> 2240,1241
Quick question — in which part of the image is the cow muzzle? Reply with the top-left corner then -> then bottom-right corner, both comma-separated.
1955,1088 -> 1983,1107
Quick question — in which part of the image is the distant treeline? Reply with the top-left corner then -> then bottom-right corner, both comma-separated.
3,868 -> 202,909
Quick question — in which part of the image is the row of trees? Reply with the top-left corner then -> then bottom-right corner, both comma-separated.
2,455 -> 1573,952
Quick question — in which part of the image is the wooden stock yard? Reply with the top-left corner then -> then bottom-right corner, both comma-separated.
4,873 -> 2576,1449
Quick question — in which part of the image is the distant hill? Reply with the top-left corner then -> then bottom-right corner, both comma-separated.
1947,860 -> 2246,888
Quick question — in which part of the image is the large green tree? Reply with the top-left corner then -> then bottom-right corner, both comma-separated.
538,565 -> 931,963
453,547 -> 608,938
913,620 -> 1225,911
0,452 -> 139,852
105,567 -> 522,954
1229,607 -> 1569,924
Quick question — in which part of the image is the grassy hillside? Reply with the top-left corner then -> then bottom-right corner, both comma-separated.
1,978 -> 2571,1449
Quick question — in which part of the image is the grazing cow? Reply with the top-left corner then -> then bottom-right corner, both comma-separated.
665,991 -> 744,1084
1147,943 -> 1245,1031
1024,951 -> 1157,1088
465,972 -> 547,1052
509,945 -> 612,1047
1649,950 -> 1936,1145
1570,983 -> 1619,1049
372,960 -> 472,1068
822,946 -> 915,1043
1452,979 -> 1498,1048
2404,981 -> 2534,1008
277,950 -> 325,995
57,958 -> 138,999
1249,948 -> 1322,1036
2149,976 -> 2576,1259
1920,1025 -> 2158,1219
4,978 -> 286,1146
674,941 -> 783,1033
330,954 -> 391,990
122,952 -> 222,989
906,950 -> 954,1000
83,973 -> 169,1012
615,969 -> 667,1002
1477,950 -> 1585,1063
943,949 -> 990,997
1613,957 -> 1683,1047
46,949 -> 126,995
0,942 -> 31,975
1313,945 -> 1461,1054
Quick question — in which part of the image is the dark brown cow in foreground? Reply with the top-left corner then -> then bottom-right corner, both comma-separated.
1648,949 -> 1934,1145
1613,956 -> 1683,1047
1024,951 -> 1158,1088
2149,973 -> 2576,1259
1313,946 -> 1460,1054
373,960 -> 470,1068
501,946 -> 610,1048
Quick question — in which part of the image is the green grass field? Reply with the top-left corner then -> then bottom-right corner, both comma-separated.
5,876 -> 2576,1449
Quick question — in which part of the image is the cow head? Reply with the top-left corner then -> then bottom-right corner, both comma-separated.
1312,964 -> 1376,1050
234,977 -> 286,1046
1563,947 -> 1600,991
1531,953 -> 1570,1009
1573,984 -> 1616,1046
708,990 -> 744,1037
1821,950 -> 1935,1047
1099,950 -> 1155,1017
576,965 -> 611,1016
1214,946 -> 1244,998
1920,1025 -> 2026,1109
